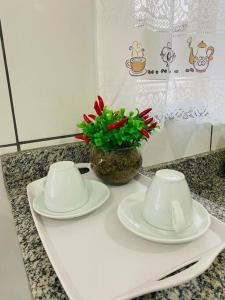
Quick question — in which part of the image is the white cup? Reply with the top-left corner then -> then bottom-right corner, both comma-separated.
143,169 -> 193,233
44,161 -> 88,212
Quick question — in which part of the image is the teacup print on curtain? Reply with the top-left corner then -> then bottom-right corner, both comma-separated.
125,41 -> 147,76
187,37 -> 215,73
125,40 -> 178,77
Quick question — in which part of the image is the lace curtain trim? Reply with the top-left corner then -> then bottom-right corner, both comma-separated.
134,0 -> 225,32
136,78 -> 225,124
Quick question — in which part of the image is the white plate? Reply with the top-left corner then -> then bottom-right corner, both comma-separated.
118,192 -> 211,244
33,178 -> 110,219
27,165 -> 225,300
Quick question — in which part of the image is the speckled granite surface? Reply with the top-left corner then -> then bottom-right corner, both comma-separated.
2,142 -> 225,300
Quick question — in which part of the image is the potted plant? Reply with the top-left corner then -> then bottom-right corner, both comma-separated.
74,96 -> 159,185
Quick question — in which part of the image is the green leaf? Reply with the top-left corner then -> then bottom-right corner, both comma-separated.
74,104 -> 157,150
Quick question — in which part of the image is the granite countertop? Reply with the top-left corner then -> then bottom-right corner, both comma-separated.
2,142 -> 225,300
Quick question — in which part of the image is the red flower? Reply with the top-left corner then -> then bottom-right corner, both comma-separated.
140,108 -> 152,118
74,133 -> 84,140
97,95 -> 104,110
107,117 -> 127,130
148,122 -> 157,131
88,114 -> 96,120
140,129 -> 149,138
94,100 -> 102,116
144,117 -> 153,125
83,114 -> 92,124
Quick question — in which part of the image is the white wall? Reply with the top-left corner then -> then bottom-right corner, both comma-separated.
141,120 -> 211,167
0,0 -> 223,165
0,0 -> 96,151
0,30 -> 16,148
211,125 -> 225,151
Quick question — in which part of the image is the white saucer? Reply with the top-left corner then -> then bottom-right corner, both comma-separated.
33,179 -> 110,219
129,69 -> 147,76
118,192 -> 211,244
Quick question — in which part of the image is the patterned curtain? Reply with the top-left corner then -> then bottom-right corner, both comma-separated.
96,0 -> 225,124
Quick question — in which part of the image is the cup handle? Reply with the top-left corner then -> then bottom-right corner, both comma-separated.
172,201 -> 186,233
125,59 -> 131,69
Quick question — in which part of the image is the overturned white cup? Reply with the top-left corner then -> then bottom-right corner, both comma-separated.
44,161 -> 88,212
143,169 -> 193,233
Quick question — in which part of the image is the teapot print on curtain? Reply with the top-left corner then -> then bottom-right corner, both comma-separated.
187,37 -> 215,73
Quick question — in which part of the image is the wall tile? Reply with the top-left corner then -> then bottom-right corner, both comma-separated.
142,120 -> 211,167
0,39 -> 16,145
20,137 -> 75,151
0,146 -> 17,155
211,125 -> 225,150
1,0 -> 96,141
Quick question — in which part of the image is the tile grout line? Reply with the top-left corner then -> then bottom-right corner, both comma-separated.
209,125 -> 213,152
19,134 -> 75,145
0,133 -> 75,148
0,19 -> 20,151
0,143 -> 17,148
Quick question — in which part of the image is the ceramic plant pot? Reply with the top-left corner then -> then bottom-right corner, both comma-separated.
90,146 -> 142,185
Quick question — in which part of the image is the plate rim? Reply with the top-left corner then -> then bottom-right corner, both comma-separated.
33,179 -> 110,219
117,191 -> 211,244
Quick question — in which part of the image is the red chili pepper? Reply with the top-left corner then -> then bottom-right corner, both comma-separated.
118,117 -> 127,127
144,117 -> 153,125
143,115 -> 148,120
97,95 -> 104,110
140,108 -> 152,118
88,114 -> 96,119
94,100 -> 102,116
74,133 -> 84,140
140,129 -> 149,138
148,122 -> 157,131
107,117 -> 127,130
83,114 -> 92,123
84,136 -> 90,145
